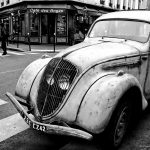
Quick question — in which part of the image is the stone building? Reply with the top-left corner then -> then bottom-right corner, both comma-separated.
0,0 -> 147,45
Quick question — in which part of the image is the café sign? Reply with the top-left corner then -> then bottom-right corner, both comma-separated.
30,8 -> 65,13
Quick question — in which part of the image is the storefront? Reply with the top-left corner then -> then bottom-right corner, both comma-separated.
0,1 -> 115,45
28,7 -> 68,44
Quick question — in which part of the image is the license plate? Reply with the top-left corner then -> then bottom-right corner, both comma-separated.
22,113 -> 46,132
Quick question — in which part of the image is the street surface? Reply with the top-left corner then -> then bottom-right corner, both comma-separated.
0,50 -> 150,149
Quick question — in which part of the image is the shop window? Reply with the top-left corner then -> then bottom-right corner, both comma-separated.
41,14 -> 48,36
117,4 -> 120,9
123,0 -> 126,9
76,14 -> 89,37
128,0 -> 132,9
116,0 -> 121,9
12,14 -> 22,36
20,14 -> 25,36
2,18 -> 9,36
56,14 -> 67,43
132,0 -> 135,9
78,16 -> 84,23
56,14 -> 67,36
12,16 -> 18,35
89,16 -> 93,25
30,13 -> 39,36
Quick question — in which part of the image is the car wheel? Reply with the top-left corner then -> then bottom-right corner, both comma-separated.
106,101 -> 132,149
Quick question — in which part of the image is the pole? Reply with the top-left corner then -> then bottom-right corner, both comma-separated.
17,24 -> 19,48
17,10 -> 20,48
53,32 -> 56,53
83,6 -> 87,39
27,32 -> 31,51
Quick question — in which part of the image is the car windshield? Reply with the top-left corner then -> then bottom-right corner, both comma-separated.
89,19 -> 150,43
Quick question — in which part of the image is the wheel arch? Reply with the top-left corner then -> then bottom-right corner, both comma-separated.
102,85 -> 143,148
108,85 -> 143,127
75,73 -> 145,134
15,57 -> 51,100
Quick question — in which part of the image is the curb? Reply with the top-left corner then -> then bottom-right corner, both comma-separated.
7,46 -> 25,52
31,49 -> 60,53
5,44 -> 70,53
7,47 -> 61,53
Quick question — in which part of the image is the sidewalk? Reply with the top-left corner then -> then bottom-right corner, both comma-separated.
6,43 -> 70,53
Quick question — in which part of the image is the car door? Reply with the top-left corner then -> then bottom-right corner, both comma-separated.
140,24 -> 150,99
143,48 -> 150,99
126,50 -> 150,99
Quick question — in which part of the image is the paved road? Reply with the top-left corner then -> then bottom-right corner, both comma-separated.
0,50 -> 150,150
0,51 -> 67,150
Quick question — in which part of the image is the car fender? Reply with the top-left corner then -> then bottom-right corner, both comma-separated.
15,57 -> 51,100
76,73 -> 147,134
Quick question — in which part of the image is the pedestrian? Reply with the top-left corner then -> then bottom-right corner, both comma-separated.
1,23 -> 7,55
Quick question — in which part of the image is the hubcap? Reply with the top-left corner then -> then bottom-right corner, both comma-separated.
114,106 -> 129,146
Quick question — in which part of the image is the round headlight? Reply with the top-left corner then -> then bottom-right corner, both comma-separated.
58,74 -> 70,90
46,74 -> 54,86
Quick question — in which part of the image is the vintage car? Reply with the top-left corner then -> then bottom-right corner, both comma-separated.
6,10 -> 150,148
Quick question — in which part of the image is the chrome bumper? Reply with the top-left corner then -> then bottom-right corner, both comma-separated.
6,92 -> 93,140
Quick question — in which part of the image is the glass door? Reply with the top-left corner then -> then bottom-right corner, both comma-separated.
48,13 -> 56,44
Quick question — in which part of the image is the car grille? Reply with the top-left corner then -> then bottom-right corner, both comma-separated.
37,58 -> 78,118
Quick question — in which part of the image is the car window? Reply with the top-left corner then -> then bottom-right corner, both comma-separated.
89,20 -> 150,43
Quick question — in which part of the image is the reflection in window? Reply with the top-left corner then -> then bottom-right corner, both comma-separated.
12,15 -> 24,36
41,14 -> 48,36
12,16 -> 18,35
2,18 -> 9,33
89,20 -> 150,43
20,14 -> 25,36
123,0 -> 126,9
57,14 -> 66,36
30,13 -> 39,36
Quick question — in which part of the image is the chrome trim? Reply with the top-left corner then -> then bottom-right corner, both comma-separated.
6,92 -> 92,140
102,60 -> 141,70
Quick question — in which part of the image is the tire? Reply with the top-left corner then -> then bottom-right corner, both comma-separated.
105,100 -> 132,149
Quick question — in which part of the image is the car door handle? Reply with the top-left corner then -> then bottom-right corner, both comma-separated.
141,56 -> 148,61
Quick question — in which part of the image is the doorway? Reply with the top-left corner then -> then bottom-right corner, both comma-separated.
48,13 -> 56,44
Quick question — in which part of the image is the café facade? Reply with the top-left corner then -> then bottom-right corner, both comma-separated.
0,0 -> 115,45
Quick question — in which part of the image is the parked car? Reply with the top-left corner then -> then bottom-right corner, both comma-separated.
7,10 -> 150,149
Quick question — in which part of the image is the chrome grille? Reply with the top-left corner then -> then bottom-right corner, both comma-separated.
37,58 -> 78,117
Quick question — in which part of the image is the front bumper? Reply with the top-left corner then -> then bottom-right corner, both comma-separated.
6,92 -> 93,140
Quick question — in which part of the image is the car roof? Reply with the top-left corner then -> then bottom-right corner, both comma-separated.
98,10 -> 150,22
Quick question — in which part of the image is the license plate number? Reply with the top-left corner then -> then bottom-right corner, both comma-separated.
23,114 -> 46,132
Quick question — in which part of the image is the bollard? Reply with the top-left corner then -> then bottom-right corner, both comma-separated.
27,33 -> 31,51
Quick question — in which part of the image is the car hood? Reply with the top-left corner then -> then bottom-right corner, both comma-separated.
55,40 -> 140,71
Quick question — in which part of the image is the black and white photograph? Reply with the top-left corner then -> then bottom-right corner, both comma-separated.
0,0 -> 150,149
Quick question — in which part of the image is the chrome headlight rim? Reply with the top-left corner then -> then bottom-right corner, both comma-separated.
58,74 -> 70,90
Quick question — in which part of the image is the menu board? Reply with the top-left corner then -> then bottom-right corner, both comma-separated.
56,14 -> 66,36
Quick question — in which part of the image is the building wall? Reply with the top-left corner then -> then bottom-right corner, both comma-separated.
147,0 -> 150,9
0,0 -> 148,10
0,0 -> 149,45
70,0 -> 147,10
139,0 -> 148,9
